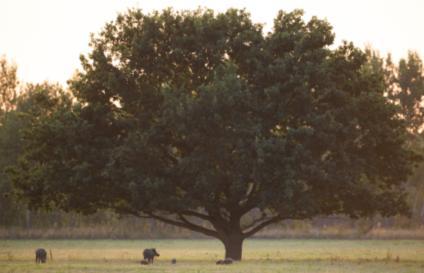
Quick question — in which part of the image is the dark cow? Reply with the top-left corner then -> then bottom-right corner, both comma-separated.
35,248 -> 47,263
171,258 -> 177,264
143,248 -> 160,264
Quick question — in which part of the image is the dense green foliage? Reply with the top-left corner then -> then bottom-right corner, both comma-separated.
0,78 -> 70,225
0,56 -> 18,224
388,52 -> 424,133
363,49 -> 424,222
7,9 -> 420,259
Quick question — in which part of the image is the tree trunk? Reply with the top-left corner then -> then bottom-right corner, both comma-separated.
222,235 -> 244,261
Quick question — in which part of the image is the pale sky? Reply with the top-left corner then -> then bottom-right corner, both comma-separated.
1,0 -> 423,85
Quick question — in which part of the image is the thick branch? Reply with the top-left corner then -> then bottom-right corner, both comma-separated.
242,215 -> 282,238
241,212 -> 269,230
206,207 -> 232,233
176,213 -> 218,236
146,212 -> 219,238
180,210 -> 211,221
114,206 -> 152,218
238,181 -> 261,215
113,203 -> 217,236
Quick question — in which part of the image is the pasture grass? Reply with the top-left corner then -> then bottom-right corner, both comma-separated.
0,239 -> 423,273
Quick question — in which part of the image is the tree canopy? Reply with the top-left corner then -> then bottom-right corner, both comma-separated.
9,8 -> 418,260
0,56 -> 19,224
0,56 -> 18,118
388,52 -> 424,134
0,80 -> 68,225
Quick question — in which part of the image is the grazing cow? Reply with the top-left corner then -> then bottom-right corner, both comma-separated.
35,248 -> 47,263
143,248 -> 160,264
171,258 -> 177,264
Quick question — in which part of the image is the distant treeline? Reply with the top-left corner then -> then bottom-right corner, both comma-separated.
0,211 -> 423,239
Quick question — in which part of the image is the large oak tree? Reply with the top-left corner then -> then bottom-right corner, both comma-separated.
10,9 -> 418,260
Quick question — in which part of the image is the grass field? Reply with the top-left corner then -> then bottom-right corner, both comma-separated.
0,239 -> 423,273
